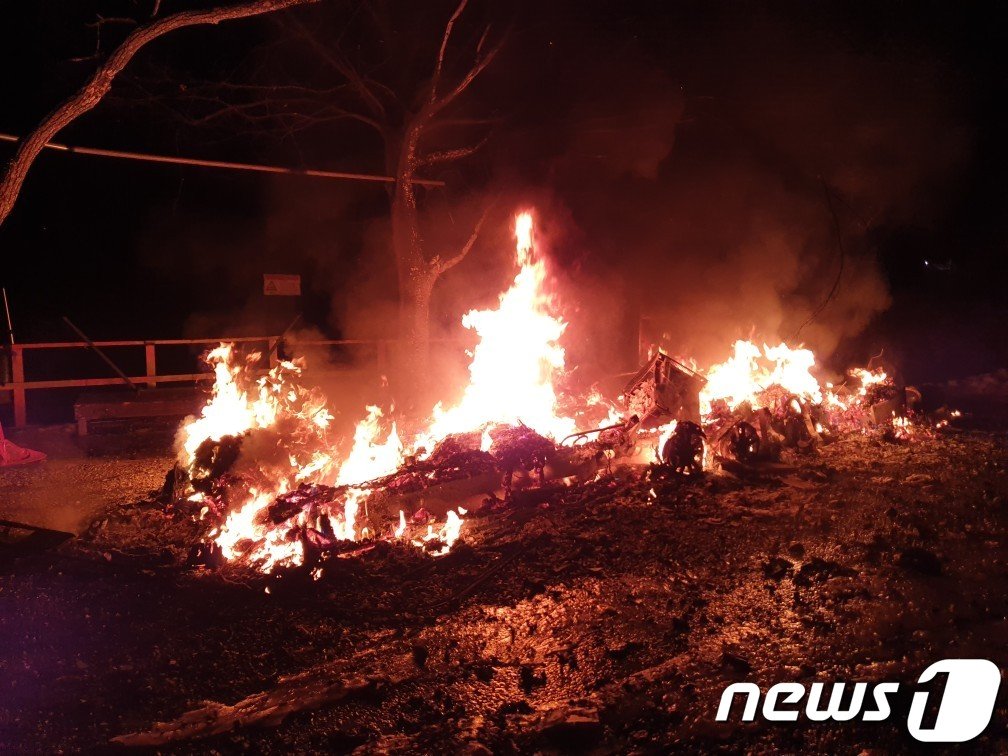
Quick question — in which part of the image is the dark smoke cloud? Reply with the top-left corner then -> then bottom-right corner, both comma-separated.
470,1 -> 975,376
139,0 -> 974,393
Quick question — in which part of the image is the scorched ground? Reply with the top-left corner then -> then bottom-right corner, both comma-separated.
2,213 -> 1007,752
0,428 -> 1006,752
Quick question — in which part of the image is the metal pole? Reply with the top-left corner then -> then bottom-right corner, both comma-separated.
0,133 -> 445,188
1,288 -> 18,425
61,317 -> 140,393
2,287 -> 13,345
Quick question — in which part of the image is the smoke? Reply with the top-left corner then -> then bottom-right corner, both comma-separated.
471,1 -> 974,376
141,0 -> 973,398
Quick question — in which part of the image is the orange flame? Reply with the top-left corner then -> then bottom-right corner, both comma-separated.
425,211 -> 576,443
180,211 -> 576,572
700,340 -> 822,414
179,209 -> 932,576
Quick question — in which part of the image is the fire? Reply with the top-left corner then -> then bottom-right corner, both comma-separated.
426,211 -> 576,443
849,367 -> 889,395
655,419 -> 678,460
179,346 -> 268,465
178,209 -> 952,577
515,211 -> 534,263
179,211 -> 579,573
213,488 -> 303,573
334,405 -> 403,486
177,346 -> 334,470
700,340 -> 821,414
413,509 -> 464,556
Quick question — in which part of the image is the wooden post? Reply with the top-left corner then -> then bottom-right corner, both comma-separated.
144,342 -> 157,388
267,338 -> 279,369
638,315 -> 652,364
11,345 -> 25,428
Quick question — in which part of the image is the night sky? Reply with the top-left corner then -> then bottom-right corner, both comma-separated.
2,0 -> 1006,392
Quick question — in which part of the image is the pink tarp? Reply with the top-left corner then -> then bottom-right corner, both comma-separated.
0,424 -> 46,466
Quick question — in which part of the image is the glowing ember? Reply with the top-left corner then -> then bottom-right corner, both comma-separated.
891,414 -> 914,440
413,509 -> 465,556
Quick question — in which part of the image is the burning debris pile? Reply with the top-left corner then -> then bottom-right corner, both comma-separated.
170,212 -> 611,577
169,211 -> 956,580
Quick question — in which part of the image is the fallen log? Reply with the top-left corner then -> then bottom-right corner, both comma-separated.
111,652 -> 414,747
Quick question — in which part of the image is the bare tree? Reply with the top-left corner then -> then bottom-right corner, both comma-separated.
141,0 -> 505,394
292,0 -> 503,393
379,0 -> 502,386
2,0 -> 503,404
0,0 -> 320,228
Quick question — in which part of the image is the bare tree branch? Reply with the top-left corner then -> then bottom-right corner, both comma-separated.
435,202 -> 492,274
0,0 -> 320,228
70,16 -> 140,63
418,136 -> 487,167
150,80 -> 384,132
284,15 -> 390,125
429,0 -> 469,104
425,32 -> 505,121
184,99 -> 382,132
177,79 -> 352,97
92,16 -> 139,26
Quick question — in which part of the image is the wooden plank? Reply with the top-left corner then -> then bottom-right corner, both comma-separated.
74,387 -> 204,434
76,401 -> 200,421
14,336 -> 462,349
75,394 -> 202,414
17,340 -> 149,349
15,336 -> 272,349
144,343 -> 157,388
2,337 -> 466,426
268,338 -> 279,369
11,345 -> 25,428
9,373 -> 213,390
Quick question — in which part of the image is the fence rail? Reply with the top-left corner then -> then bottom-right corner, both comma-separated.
1,336 -> 429,428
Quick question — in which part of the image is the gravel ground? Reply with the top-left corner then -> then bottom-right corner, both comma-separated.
0,425 -> 173,534
1,427 -> 1006,753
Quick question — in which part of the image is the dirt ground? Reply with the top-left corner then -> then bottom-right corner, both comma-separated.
0,425 -> 173,534
1,424 -> 1007,753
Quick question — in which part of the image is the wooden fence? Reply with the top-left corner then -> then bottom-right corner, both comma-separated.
1,336 -> 409,428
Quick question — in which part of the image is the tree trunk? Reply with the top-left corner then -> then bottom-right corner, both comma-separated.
403,267 -> 435,362
390,121 -> 438,407
0,0 -> 318,229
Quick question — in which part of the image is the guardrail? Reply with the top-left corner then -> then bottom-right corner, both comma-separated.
1,336 -> 423,428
